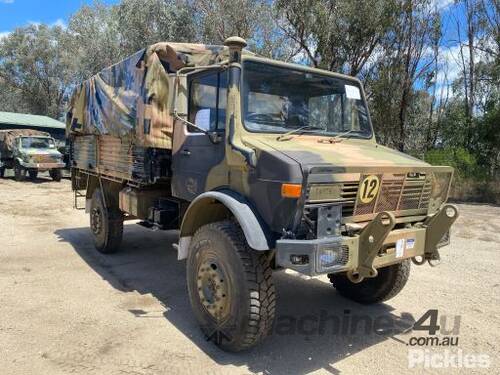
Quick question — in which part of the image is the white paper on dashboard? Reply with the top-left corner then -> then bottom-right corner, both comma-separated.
345,85 -> 361,100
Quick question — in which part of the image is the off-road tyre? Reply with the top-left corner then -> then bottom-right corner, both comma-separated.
90,188 -> 123,254
14,163 -> 26,181
186,220 -> 276,352
0,167 -> 5,178
328,259 -> 411,304
28,170 -> 38,180
49,169 -> 62,182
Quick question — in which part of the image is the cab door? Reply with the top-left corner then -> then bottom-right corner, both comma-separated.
171,70 -> 228,201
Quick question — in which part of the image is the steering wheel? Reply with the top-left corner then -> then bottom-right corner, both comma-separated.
246,113 -> 276,122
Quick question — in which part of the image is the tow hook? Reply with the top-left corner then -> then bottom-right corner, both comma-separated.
411,204 -> 458,268
349,211 -> 396,283
423,204 -> 458,264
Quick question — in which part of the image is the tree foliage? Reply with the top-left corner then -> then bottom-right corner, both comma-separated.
0,24 -> 73,118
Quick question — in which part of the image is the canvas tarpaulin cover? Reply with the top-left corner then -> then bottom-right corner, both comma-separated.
0,129 -> 50,154
67,43 -> 232,149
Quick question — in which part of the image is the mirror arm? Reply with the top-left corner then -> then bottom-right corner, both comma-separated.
172,62 -> 228,145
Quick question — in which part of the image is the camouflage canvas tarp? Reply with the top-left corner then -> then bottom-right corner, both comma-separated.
0,129 -> 50,155
67,42 -> 242,149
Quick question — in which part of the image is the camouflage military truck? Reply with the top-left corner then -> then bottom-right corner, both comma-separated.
67,37 -> 458,351
0,129 -> 65,181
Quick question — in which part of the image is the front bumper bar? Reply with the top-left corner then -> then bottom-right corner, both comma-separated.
276,204 -> 459,278
20,161 -> 65,170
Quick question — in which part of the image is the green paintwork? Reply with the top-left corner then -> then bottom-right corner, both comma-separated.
0,111 -> 65,130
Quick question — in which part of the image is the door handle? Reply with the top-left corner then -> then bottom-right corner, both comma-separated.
180,149 -> 191,156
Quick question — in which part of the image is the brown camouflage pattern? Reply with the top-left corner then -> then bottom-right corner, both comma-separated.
0,129 -> 51,153
67,43 -> 254,150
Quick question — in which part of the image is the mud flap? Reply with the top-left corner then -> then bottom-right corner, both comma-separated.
348,211 -> 396,282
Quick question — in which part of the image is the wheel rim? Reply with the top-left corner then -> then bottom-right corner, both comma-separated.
91,207 -> 103,235
197,259 -> 230,321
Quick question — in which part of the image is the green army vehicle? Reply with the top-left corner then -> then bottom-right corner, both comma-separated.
67,37 -> 458,351
0,129 -> 65,181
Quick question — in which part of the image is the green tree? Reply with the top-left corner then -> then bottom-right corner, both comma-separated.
66,2 -> 123,80
192,0 -> 292,59
275,0 -> 398,75
0,24 -> 73,118
116,0 -> 196,53
367,0 -> 441,152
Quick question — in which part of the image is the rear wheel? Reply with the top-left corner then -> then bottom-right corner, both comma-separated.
90,188 -> 123,253
49,169 -> 62,182
14,163 -> 26,181
328,259 -> 411,304
28,170 -> 38,180
186,220 -> 276,352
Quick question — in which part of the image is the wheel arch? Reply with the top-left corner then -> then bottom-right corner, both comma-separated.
178,190 -> 271,259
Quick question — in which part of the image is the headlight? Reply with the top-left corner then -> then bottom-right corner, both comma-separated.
316,244 -> 349,272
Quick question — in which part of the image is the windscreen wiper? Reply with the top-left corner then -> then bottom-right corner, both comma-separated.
317,129 -> 359,144
276,125 -> 325,141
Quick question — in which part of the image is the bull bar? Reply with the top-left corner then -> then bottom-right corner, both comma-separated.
276,202 -> 458,279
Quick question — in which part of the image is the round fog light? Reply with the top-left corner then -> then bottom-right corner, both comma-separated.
445,206 -> 456,218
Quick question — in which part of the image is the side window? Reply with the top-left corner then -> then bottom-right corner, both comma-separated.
188,70 -> 227,132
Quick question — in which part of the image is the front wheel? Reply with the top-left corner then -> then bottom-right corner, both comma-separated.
28,170 -> 38,180
90,188 -> 123,253
14,163 -> 26,181
328,259 -> 411,304
186,220 -> 276,352
49,169 -> 62,182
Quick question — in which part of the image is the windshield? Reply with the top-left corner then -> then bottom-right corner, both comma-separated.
242,61 -> 372,138
20,137 -> 55,149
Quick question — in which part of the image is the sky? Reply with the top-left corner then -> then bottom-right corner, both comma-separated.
0,0 -> 117,37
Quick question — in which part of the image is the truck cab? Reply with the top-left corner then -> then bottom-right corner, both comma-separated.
173,39 -> 457,279
68,37 -> 458,352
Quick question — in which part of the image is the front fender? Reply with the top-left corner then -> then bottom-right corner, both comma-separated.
178,190 -> 270,259
15,157 -> 25,166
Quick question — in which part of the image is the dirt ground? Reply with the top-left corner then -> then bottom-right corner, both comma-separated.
0,172 -> 499,375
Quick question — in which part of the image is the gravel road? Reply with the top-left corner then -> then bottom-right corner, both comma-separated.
0,174 -> 498,374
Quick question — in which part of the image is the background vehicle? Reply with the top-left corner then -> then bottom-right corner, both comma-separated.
0,129 -> 65,181
67,37 -> 458,351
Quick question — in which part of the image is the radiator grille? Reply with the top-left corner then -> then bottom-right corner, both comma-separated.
352,173 -> 431,216
339,181 -> 358,217
331,173 -> 432,218
32,154 -> 59,163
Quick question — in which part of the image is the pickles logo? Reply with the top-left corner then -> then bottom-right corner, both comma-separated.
359,175 -> 380,203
